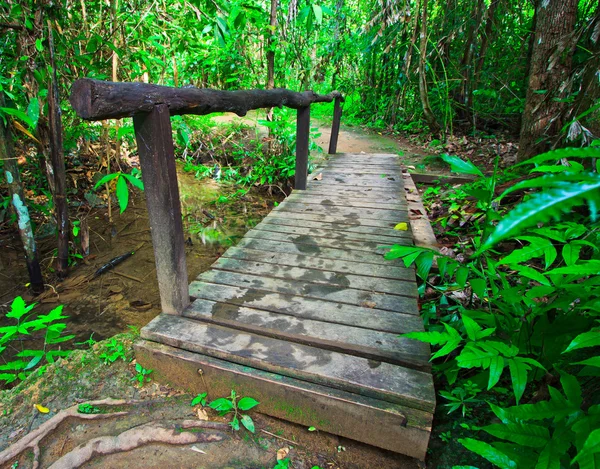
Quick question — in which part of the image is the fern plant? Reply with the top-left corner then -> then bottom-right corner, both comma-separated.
388,147 -> 600,468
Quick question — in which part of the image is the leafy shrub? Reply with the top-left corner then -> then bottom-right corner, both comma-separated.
388,148 -> 600,468
0,297 -> 74,385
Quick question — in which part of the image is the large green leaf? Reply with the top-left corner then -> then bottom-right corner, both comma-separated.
459,438 -> 517,469
478,177 -> 600,253
518,147 -> 600,167
572,429 -> 600,465
116,176 -> 129,214
563,330 -> 600,353
508,358 -> 528,404
237,397 -> 259,411
483,422 -> 550,448
441,154 -> 484,177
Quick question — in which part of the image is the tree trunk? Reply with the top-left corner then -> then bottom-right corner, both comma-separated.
0,107 -> 44,293
47,21 -> 70,277
266,0 -> 278,122
418,0 -> 441,135
518,0 -> 578,159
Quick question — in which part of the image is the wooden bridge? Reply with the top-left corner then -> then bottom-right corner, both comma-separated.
70,80 -> 435,461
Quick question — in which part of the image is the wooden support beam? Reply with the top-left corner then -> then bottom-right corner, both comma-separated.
328,96 -> 342,155
70,78 -> 343,121
294,106 -> 310,190
133,104 -> 189,315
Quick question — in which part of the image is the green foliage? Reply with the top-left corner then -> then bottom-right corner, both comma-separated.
191,392 -> 208,407
0,297 -> 74,385
94,169 -> 144,214
77,403 -> 101,414
133,363 -> 152,384
389,150 -> 600,467
208,390 -> 259,433
98,338 -> 128,365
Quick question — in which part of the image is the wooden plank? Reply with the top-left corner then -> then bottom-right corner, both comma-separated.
222,246 -> 416,281
308,177 -> 403,188
260,216 -> 411,239
302,185 -> 404,197
242,229 -> 409,254
295,106 -> 310,190
187,284 -> 420,331
314,166 -> 404,175
411,172 -> 475,185
284,193 -> 407,210
184,299 -> 429,368
133,104 -> 189,315
135,341 -> 433,460
235,238 -> 396,265
141,314 -> 436,412
274,201 -> 408,220
210,257 -> 415,295
261,211 -> 408,227
317,171 -> 404,182
253,221 -> 412,243
403,173 -> 439,250
194,269 -> 417,310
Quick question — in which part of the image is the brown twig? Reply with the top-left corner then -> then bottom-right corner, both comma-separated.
111,270 -> 142,283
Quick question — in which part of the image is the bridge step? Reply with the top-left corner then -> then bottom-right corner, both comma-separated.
137,153 -> 435,460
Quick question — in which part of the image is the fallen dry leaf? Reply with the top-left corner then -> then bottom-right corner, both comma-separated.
277,447 -> 290,461
35,404 -> 50,414
197,408 -> 209,421
312,173 -> 323,181
361,301 -> 377,309
190,446 -> 206,454
394,222 -> 409,231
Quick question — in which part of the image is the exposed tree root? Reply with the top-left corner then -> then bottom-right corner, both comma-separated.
0,399 -> 130,469
48,419 -> 228,469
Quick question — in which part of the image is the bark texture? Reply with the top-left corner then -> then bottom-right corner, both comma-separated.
70,78 -> 343,121
518,0 -> 579,160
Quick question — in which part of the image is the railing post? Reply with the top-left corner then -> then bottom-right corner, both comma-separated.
133,104 -> 190,315
328,96 -> 342,155
295,106 -> 310,190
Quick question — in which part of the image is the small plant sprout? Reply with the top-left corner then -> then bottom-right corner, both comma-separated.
208,390 -> 259,433
99,339 -> 128,364
191,392 -> 208,407
77,403 -> 101,414
134,363 -> 152,384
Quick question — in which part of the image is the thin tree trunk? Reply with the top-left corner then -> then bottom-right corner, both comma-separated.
266,0 -> 278,122
0,105 -> 44,293
47,21 -> 70,277
400,0 -> 421,111
518,0 -> 579,160
112,0 -> 121,165
418,0 -> 441,135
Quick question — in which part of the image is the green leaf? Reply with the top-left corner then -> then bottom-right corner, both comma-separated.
499,236 -> 556,268
563,330 -> 600,353
208,398 -> 233,413
94,173 -> 119,189
508,358 -> 528,404
7,297 -> 34,319
478,176 -> 600,252
483,422 -> 550,448
312,4 -> 323,24
571,429 -> 600,465
0,107 -> 34,128
122,172 -> 144,191
35,38 -> 43,51
237,397 -> 259,411
560,373 -> 582,407
191,392 -> 208,406
459,438 -> 517,469
27,98 -> 39,130
441,154 -> 484,177
431,323 -> 462,360
116,176 -> 129,213
240,414 -> 255,433
488,355 -> 505,390
518,146 -> 600,167
546,260 -> 600,277
230,415 -> 240,431
573,357 -> 600,368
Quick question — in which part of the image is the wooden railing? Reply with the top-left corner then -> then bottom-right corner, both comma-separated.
70,79 -> 343,316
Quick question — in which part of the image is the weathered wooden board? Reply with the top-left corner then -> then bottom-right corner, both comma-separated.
242,229 -> 409,254
141,314 -> 436,412
235,238 -> 396,265
194,270 -> 417,311
302,186 -> 404,198
403,172 -> 439,250
274,202 -> 408,220
316,171 -> 404,181
308,178 -> 403,189
253,221 -> 411,243
184,299 -> 429,368
210,257 -> 415,295
261,216 -> 411,238
135,341 -> 433,460
221,246 -> 416,281
260,211 -> 408,228
284,193 -> 407,210
311,166 -> 403,174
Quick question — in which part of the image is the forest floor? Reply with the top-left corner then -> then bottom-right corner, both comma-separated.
0,117 -> 515,468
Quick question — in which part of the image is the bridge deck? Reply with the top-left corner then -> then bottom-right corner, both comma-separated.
135,153 -> 435,460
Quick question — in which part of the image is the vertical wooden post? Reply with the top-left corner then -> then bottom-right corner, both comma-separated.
133,104 -> 189,315
295,106 -> 310,190
328,96 -> 342,155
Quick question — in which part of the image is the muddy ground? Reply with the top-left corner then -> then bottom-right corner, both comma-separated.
0,116 -> 461,468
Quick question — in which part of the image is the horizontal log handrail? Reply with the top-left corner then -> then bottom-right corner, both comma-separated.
69,78 -> 344,316
70,78 -> 344,121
